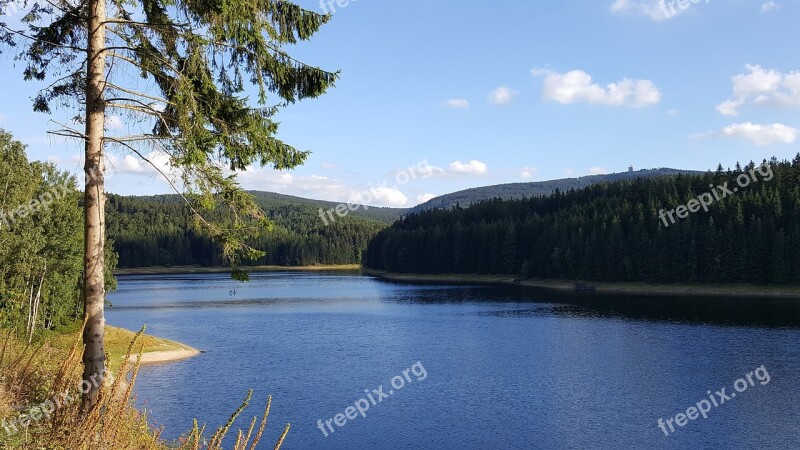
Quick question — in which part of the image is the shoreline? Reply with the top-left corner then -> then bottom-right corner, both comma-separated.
362,268 -> 800,299
102,326 -> 202,369
114,264 -> 361,275
114,331 -> 201,397
127,346 -> 202,366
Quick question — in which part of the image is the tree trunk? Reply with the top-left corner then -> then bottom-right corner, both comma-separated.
25,278 -> 33,341
28,266 -> 45,344
81,0 -> 107,413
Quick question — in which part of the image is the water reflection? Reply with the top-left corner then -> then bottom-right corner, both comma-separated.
106,273 -> 800,449
375,280 -> 800,328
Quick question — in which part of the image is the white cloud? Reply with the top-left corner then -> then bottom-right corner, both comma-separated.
423,165 -> 446,176
761,1 -> 779,13
404,162 -> 455,178
563,168 -> 576,177
320,162 -> 337,170
350,187 -> 408,207
239,167 -> 414,207
1,1 -> 31,17
388,161 -> 445,180
106,151 -> 173,176
239,168 -> 350,201
610,0 -> 676,21
520,166 -> 539,179
589,167 -> 608,175
720,122 -> 798,146
273,173 -> 295,186
716,100 -> 741,117
716,64 -> 800,116
488,86 -> 517,106
105,115 -> 124,131
416,193 -> 437,204
114,155 -> 147,173
449,160 -> 488,175
445,98 -> 470,109
533,68 -> 661,108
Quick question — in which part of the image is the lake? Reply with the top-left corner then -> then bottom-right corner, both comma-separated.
106,272 -> 800,449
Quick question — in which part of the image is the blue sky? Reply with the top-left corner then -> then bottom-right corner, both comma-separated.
1,0 -> 799,206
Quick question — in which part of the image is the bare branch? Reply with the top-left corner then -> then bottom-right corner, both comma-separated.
47,127 -> 86,140
105,97 -> 178,140
106,102 -> 163,116
102,18 -> 190,29
104,134 -> 168,143
104,83 -> 171,106
105,48 -> 181,79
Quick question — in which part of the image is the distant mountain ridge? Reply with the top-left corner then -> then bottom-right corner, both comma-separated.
116,190 -> 408,223
106,191 -> 397,268
106,167 -> 705,268
245,191 -> 406,223
411,168 -> 704,213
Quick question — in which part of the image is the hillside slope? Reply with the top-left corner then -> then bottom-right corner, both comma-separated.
366,158 -> 797,284
106,192 -> 395,268
411,168 -> 703,213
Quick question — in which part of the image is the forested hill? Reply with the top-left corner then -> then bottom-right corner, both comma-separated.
106,192 -> 401,268
365,157 -> 800,284
246,191 -> 407,223
411,168 -> 702,213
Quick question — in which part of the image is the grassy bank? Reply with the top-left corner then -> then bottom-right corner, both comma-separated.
0,326 -> 285,449
115,264 -> 361,275
46,326 -> 200,372
362,269 -> 800,299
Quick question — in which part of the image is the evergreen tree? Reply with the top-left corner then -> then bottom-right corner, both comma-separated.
2,0 -> 337,410
366,157 -> 800,286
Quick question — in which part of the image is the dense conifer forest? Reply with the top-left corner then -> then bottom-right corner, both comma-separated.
365,157 -> 800,284
410,168 -> 702,213
106,194 -> 390,267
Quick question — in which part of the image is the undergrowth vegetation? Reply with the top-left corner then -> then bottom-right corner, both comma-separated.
0,326 -> 289,449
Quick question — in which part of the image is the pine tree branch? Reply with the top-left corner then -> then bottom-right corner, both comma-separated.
40,0 -> 84,19
211,37 -> 339,79
38,65 -> 86,93
0,24 -> 87,51
104,137 -> 266,255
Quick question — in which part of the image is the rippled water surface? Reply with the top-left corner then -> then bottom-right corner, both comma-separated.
106,272 -> 800,449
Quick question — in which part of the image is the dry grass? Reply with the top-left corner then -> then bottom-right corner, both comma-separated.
48,326 -> 191,373
0,326 -> 290,449
0,381 -> 12,420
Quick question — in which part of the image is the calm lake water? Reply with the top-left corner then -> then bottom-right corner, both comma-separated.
106,272 -> 800,449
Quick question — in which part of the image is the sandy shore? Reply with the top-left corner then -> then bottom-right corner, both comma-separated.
362,268 -> 800,299
128,347 -> 202,365
115,340 -> 201,398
